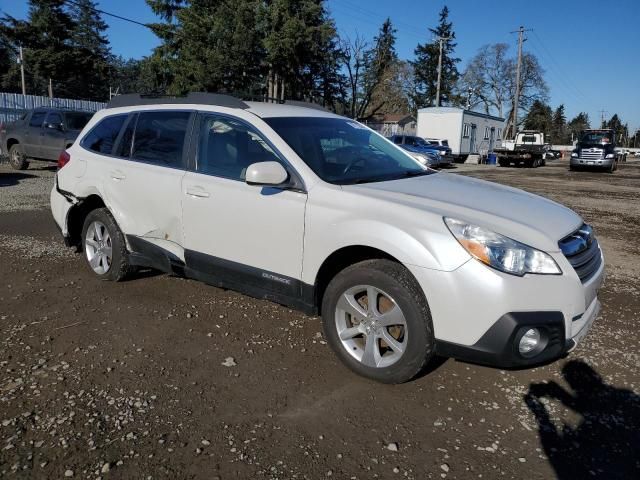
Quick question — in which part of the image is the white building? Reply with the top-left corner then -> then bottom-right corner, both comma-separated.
416,107 -> 505,159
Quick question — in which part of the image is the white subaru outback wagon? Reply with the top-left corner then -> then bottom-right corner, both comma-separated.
51,93 -> 604,383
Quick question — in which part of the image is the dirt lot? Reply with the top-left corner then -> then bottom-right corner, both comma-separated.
1,158 -> 638,479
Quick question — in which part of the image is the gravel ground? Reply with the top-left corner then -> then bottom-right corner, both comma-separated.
0,158 -> 638,479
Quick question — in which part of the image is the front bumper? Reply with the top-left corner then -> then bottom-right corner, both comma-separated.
407,250 -> 604,368
570,157 -> 615,168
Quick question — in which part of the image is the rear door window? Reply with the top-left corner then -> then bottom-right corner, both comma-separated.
131,111 -> 191,167
81,114 -> 128,155
29,111 -> 46,127
65,112 -> 92,130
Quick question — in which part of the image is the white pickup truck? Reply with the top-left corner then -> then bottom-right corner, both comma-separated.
494,131 -> 549,168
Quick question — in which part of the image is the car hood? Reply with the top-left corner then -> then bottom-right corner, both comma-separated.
346,172 -> 582,252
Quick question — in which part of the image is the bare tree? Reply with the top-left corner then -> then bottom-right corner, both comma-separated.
341,34 -> 368,119
458,43 -> 548,131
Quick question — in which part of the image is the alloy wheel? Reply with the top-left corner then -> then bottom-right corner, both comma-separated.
85,221 -> 113,274
334,285 -> 408,368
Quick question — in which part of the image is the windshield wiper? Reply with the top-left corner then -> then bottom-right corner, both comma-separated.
398,169 -> 431,178
341,170 -> 431,185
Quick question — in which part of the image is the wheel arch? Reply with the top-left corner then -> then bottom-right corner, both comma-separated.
6,137 -> 19,151
313,245 -> 414,315
66,194 -> 107,249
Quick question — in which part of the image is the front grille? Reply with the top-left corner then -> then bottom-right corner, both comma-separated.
580,149 -> 603,160
559,224 -> 602,282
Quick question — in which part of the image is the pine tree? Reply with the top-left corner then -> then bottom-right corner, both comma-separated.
551,104 -> 567,144
0,0 -> 77,97
358,18 -> 397,117
411,6 -> 460,108
523,100 -> 553,136
262,0 -> 342,102
567,112 -> 590,143
68,0 -> 112,99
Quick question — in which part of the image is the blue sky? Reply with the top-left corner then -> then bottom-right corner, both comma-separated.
1,0 -> 638,129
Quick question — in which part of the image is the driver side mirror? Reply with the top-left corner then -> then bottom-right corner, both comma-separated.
245,161 -> 289,186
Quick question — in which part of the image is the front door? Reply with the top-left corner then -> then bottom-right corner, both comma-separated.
24,110 -> 46,158
489,127 -> 496,151
181,113 -> 307,298
41,111 -> 66,160
470,124 -> 477,153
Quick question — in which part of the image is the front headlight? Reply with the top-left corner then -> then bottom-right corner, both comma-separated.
411,153 -> 429,164
605,153 -> 615,159
444,217 -> 561,276
571,152 -> 578,157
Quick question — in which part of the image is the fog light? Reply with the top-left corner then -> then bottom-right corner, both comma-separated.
519,328 -> 541,356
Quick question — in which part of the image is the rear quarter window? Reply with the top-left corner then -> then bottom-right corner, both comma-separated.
81,114 -> 128,155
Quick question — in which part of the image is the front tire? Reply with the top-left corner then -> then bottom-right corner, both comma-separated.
81,208 -> 134,281
321,259 -> 435,384
9,144 -> 29,170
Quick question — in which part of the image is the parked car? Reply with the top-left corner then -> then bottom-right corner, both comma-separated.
545,150 -> 562,160
424,137 -> 453,155
388,134 -> 449,167
51,93 -> 604,384
571,129 -> 622,172
1,108 -> 93,170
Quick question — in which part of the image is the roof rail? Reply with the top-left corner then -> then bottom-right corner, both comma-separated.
283,100 -> 329,112
106,92 -> 249,109
241,94 -> 330,112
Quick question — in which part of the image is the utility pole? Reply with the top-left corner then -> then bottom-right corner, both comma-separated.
18,45 -> 26,96
510,26 -> 530,138
48,78 -> 53,99
599,109 -> 608,127
435,35 -> 450,107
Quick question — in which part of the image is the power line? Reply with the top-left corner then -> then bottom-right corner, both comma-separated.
63,0 -> 152,29
529,30 -> 591,103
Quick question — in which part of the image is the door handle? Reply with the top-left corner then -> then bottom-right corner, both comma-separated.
110,170 -> 126,181
185,187 -> 210,198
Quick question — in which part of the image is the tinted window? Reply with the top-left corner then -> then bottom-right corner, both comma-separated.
65,112 -> 92,130
29,111 -> 46,127
114,114 -> 136,158
46,112 -> 63,126
265,117 -> 431,185
131,111 -> 190,166
197,115 -> 280,180
81,114 -> 127,155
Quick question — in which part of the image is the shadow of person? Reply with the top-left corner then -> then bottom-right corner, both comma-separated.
524,360 -> 640,479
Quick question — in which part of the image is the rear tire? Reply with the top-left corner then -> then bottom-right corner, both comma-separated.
81,208 -> 134,282
9,144 -> 29,170
321,259 -> 435,384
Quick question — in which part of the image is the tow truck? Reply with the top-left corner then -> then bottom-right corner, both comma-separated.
494,130 -> 548,168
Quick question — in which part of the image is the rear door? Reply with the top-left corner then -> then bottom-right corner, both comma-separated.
40,111 -> 66,160
99,110 -> 192,261
24,110 -> 46,157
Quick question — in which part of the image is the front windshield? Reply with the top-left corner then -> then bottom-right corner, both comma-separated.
65,112 -> 92,130
579,131 -> 612,145
265,117 -> 432,185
